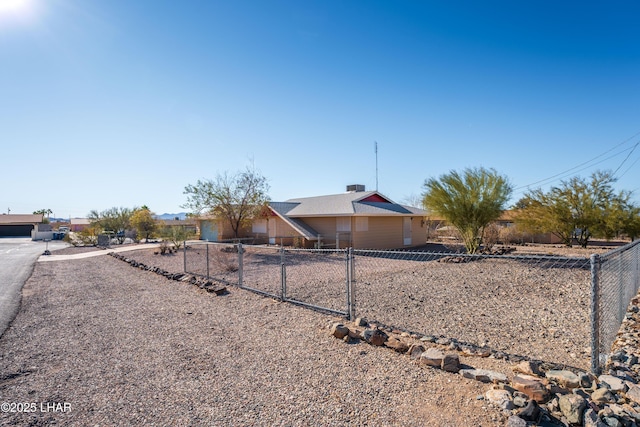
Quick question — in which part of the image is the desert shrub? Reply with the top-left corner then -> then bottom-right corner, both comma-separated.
76,226 -> 100,246
158,240 -> 175,255
160,226 -> 195,251
499,225 -> 536,245
210,247 -> 238,272
482,223 -> 501,251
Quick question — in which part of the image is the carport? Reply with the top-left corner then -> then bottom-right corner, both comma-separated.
0,214 -> 43,237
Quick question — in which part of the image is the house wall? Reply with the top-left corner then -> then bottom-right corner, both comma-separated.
200,219 -> 254,242
410,216 -> 427,246
352,216 -> 403,249
261,217 -> 301,246
252,215 -> 428,249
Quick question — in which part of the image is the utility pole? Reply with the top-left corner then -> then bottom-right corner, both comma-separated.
374,141 -> 378,191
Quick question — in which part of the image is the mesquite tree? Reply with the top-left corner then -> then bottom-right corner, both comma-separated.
423,167 -> 513,254
182,166 -> 270,238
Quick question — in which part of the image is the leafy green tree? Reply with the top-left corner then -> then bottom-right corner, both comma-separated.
88,207 -> 134,244
160,225 -> 194,250
514,171 -> 632,247
422,167 -> 513,254
130,207 -> 158,242
182,165 -> 270,238
621,205 -> 640,241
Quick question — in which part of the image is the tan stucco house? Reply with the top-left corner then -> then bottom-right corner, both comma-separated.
198,185 -> 428,249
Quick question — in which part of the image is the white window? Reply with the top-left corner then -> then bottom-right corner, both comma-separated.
336,217 -> 351,232
355,217 -> 368,232
252,219 -> 267,234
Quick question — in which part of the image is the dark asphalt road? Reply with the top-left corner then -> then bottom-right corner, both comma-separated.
0,237 -> 68,337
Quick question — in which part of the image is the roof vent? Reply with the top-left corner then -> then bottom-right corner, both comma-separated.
346,184 -> 365,192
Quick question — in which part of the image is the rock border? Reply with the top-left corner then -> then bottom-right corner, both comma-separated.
108,252 -> 228,295
330,316 -> 640,427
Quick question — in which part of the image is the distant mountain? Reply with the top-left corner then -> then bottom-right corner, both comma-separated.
155,212 -> 189,220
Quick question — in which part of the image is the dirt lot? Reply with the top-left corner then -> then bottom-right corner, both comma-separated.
0,253 -> 515,426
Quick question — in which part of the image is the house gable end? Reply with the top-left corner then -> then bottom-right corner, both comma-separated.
359,194 -> 392,203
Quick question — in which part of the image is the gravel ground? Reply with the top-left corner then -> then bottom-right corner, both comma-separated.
124,244 -> 594,370
0,255 -> 511,426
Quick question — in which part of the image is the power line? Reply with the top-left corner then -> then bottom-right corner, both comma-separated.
514,143 -> 639,192
612,141 -> 640,177
616,155 -> 640,180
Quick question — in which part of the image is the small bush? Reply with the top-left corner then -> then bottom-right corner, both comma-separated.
210,247 -> 238,272
482,223 -> 501,251
158,240 -> 174,255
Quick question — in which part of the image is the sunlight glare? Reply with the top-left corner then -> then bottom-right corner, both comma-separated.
0,0 -> 30,14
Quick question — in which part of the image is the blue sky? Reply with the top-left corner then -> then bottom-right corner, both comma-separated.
1,0 -> 639,218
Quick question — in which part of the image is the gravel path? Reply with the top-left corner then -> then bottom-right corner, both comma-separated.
0,255 -> 510,426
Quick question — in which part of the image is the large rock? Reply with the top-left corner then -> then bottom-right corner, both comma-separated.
626,384 -> 640,405
558,394 -> 586,425
518,399 -> 540,422
363,328 -> 388,346
546,369 -> 581,389
330,323 -> 349,339
511,375 -> 550,403
583,408 -> 607,427
385,336 -> 410,353
485,388 -> 513,410
591,387 -> 616,404
441,353 -> 460,373
407,343 -> 425,360
513,360 -> 543,377
460,368 -> 508,384
598,375 -> 628,392
419,348 -> 444,367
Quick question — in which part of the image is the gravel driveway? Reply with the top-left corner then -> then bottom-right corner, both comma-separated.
0,254 -> 510,426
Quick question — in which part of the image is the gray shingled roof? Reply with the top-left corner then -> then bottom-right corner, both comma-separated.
267,191 -> 427,241
268,202 -> 318,239
276,191 -> 426,216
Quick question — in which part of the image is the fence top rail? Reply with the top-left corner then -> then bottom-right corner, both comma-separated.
284,247 -> 347,254
353,248 -> 590,263
598,239 -> 640,262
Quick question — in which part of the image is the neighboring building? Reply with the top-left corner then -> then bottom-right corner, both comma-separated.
197,185 -> 428,249
69,218 -> 91,232
0,214 -> 44,237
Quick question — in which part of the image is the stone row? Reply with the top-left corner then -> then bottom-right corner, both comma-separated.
108,252 -> 228,295
330,317 -> 640,427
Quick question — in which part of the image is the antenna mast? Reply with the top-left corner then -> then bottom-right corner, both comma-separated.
374,141 -> 378,191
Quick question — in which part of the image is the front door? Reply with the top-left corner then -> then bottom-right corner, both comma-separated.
403,217 -> 412,246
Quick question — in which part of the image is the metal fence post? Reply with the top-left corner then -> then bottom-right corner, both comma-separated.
345,248 -> 350,318
238,242 -> 243,287
183,240 -> 187,273
281,246 -> 286,301
348,247 -> 355,321
206,243 -> 210,279
590,253 -> 601,374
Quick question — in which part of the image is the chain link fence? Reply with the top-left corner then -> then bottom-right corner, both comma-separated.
183,240 -> 640,373
591,240 -> 640,373
353,249 -> 592,369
